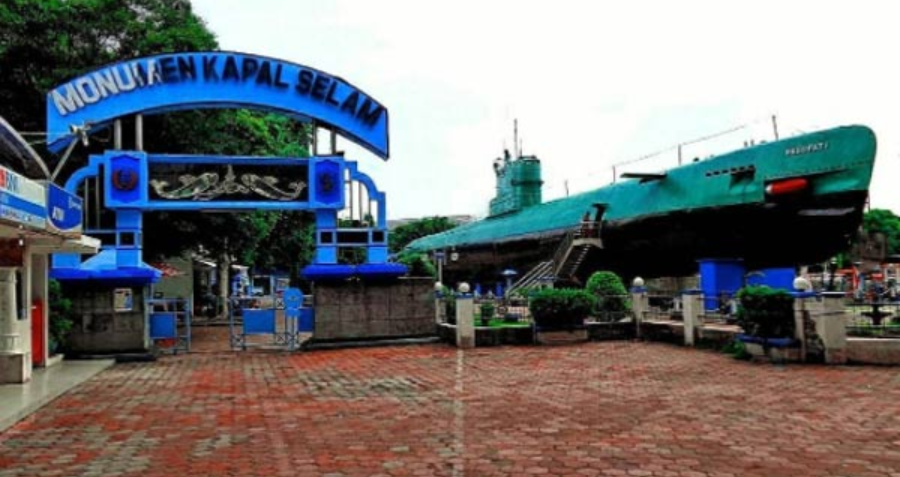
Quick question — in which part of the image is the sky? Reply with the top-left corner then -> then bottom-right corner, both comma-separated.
193,0 -> 900,220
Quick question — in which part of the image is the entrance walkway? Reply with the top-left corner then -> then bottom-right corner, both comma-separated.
0,359 -> 114,432
2,342 -> 900,476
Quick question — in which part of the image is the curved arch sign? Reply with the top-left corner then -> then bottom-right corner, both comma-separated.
46,52 -> 389,159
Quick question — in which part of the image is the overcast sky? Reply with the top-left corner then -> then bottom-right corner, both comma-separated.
193,0 -> 899,220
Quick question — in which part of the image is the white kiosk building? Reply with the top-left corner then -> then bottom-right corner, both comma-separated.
0,117 -> 98,384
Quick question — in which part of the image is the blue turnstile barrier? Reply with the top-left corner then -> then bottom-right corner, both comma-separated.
299,308 -> 314,332
230,287 -> 311,351
150,312 -> 177,339
242,309 -> 277,334
148,298 -> 192,354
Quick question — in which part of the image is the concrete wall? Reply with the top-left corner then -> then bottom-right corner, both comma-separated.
65,284 -> 148,354
847,338 -> 900,365
313,278 -> 435,341
152,257 -> 193,299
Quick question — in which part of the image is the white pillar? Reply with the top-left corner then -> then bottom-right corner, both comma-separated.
455,294 -> 475,349
814,292 -> 848,364
682,291 -> 703,346
0,265 -> 30,383
631,287 -> 648,338
0,267 -> 20,353
793,293 -> 813,362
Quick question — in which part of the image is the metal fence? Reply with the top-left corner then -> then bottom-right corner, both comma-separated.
643,292 -> 681,323
844,300 -> 900,338
474,295 -> 532,325
436,294 -> 534,326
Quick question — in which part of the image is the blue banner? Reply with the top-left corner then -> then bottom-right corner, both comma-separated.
0,165 -> 46,229
47,183 -> 83,236
46,52 -> 389,159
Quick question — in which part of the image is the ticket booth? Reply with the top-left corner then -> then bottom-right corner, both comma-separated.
0,117 -> 98,384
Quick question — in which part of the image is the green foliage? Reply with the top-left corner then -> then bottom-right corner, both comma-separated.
0,1 -> 315,285
585,271 -> 629,312
735,286 -> 795,338
529,288 -> 596,330
396,252 -> 436,278
863,208 -> 900,255
143,115 -> 313,267
48,279 -> 73,352
479,302 -> 495,325
389,217 -> 458,253
252,212 -> 316,286
483,319 -> 529,328
0,0 -> 217,135
441,285 -> 456,324
721,340 -> 751,360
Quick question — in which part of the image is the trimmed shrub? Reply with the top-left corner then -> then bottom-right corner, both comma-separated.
396,252 -> 436,278
735,285 -> 795,338
529,288 -> 597,330
585,271 -> 630,315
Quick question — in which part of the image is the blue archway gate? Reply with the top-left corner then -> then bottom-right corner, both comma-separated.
47,52 -> 406,352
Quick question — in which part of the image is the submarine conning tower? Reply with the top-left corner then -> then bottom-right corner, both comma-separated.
489,150 -> 544,217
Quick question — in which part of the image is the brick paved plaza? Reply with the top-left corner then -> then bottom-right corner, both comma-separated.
2,340 -> 900,477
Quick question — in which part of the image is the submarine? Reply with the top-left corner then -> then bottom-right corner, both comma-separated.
405,125 -> 877,286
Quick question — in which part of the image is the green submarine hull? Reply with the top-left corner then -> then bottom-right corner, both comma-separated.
407,125 -> 877,282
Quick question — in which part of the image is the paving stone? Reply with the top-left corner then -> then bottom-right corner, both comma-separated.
2,340 -> 900,476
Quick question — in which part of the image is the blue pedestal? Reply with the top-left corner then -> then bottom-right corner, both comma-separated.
699,259 -> 745,311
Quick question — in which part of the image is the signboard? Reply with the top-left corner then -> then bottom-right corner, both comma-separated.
0,165 -> 46,229
47,183 -> 83,236
99,153 -> 344,211
113,288 -> 133,312
149,162 -> 309,202
47,52 -> 389,159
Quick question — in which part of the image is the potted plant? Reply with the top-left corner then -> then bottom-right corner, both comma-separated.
735,285 -> 798,362
529,288 -> 596,344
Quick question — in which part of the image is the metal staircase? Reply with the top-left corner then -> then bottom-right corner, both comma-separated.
551,227 -> 603,285
506,260 -> 554,296
506,223 -> 604,295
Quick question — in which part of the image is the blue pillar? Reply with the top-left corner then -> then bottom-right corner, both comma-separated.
115,210 -> 143,268
698,258 -> 745,312
314,210 -> 337,264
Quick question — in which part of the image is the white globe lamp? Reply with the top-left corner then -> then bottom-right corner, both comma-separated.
793,276 -> 812,292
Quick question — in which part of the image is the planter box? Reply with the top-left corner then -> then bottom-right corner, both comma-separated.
536,329 -> 588,345
587,322 -> 636,341
739,334 -> 801,363
437,323 -> 534,346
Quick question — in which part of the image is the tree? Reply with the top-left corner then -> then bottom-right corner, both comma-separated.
252,211 -> 316,287
863,209 -> 900,256
0,0 -> 314,312
0,0 -> 216,136
389,216 -> 458,253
